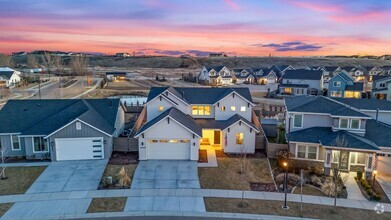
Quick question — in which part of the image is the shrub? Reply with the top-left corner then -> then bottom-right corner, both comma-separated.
373,193 -> 381,201
357,171 -> 363,180
310,175 -> 322,187
275,173 -> 304,186
321,181 -> 335,197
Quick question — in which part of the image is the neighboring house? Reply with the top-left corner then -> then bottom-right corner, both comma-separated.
115,52 -> 132,57
349,66 -> 369,82
381,66 -> 391,75
279,69 -> 323,96
106,72 -> 129,81
134,87 -> 260,160
363,66 -> 383,76
0,67 -> 22,88
372,76 -> 391,100
270,65 -> 295,78
233,68 -> 256,84
208,53 -> 227,57
250,67 -> 278,85
198,66 -> 234,86
284,96 -> 391,177
0,99 -> 125,161
328,71 -> 364,99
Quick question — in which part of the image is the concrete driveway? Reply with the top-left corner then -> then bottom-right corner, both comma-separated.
377,175 -> 391,200
131,160 -> 200,189
26,160 -> 108,193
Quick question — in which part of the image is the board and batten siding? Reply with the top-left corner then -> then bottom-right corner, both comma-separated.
222,122 -> 255,154
0,135 -> 26,157
214,93 -> 252,121
47,120 -> 112,161
287,113 -> 333,132
146,96 -> 187,122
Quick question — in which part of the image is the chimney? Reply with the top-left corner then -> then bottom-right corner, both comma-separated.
376,108 -> 379,122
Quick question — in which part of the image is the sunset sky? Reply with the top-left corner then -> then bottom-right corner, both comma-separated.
0,0 -> 390,56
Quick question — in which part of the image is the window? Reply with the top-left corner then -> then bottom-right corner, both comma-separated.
350,119 -> 360,129
330,91 -> 342,97
240,106 -> 246,112
333,81 -> 341,87
221,106 -> 226,111
332,150 -> 340,163
76,122 -> 81,130
350,152 -> 366,165
293,115 -> 303,128
308,146 -> 317,159
148,140 -> 158,143
159,106 -> 164,111
192,106 -> 211,116
236,133 -> 244,144
344,91 -> 361,99
284,88 -> 292,94
11,135 -> 20,150
380,83 -> 386,88
339,118 -> 348,129
231,106 -> 236,111
297,145 -> 306,158
33,137 -> 48,153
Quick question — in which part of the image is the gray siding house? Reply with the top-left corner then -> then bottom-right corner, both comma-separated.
279,69 -> 323,95
0,99 -> 125,161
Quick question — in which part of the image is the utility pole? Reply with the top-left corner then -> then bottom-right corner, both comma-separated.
38,75 -> 41,100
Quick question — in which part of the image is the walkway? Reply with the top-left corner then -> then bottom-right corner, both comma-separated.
342,172 -> 367,201
198,145 -> 218,167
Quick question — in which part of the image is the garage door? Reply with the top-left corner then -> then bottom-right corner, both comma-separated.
55,138 -> 104,161
377,153 -> 391,176
146,139 -> 190,160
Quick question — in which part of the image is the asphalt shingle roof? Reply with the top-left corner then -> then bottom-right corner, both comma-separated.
135,107 -> 202,137
285,96 -> 369,117
279,84 -> 309,88
345,82 -> 364,91
365,120 -> 391,148
332,98 -> 391,111
282,69 -> 323,80
0,99 -> 120,136
205,66 -> 225,72
194,114 -> 259,131
147,87 -> 253,105
289,127 -> 379,151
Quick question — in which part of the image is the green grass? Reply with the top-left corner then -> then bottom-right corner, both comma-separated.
0,166 -> 46,195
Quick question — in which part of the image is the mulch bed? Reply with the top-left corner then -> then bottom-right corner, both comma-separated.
7,157 -> 50,163
109,152 -> 138,165
198,150 -> 208,163
250,182 -> 277,192
215,150 -> 267,159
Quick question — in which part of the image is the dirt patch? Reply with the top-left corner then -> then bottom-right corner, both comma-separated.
250,182 -> 277,192
292,185 -> 327,197
198,150 -> 208,163
87,197 -> 126,213
109,152 -> 138,165
0,203 -> 13,217
0,166 -> 47,195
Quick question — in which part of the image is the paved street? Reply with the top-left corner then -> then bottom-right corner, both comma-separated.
27,160 -> 108,193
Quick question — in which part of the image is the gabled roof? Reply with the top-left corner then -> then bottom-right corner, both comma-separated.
279,84 -> 309,88
365,120 -> 391,148
342,66 -> 355,72
194,114 -> 259,132
135,107 -> 202,137
285,96 -> 369,117
324,66 -> 340,72
345,82 -> 364,91
0,99 -> 120,136
330,71 -> 354,83
282,69 -> 323,80
289,127 -> 379,151
331,98 -> 391,111
147,87 -> 253,105
205,66 -> 225,72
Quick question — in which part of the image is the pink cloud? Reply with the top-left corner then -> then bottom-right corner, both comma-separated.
289,1 -> 341,13
224,0 -> 240,11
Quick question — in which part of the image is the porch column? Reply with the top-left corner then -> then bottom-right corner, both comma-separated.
324,149 -> 332,176
364,153 -> 375,179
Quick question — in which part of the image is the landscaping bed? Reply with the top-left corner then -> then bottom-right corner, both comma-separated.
354,172 -> 390,203
198,150 -> 208,163
292,184 -> 327,197
199,151 -> 274,191
87,197 -> 126,213
0,166 -> 46,195
109,152 -> 138,165
204,198 -> 391,219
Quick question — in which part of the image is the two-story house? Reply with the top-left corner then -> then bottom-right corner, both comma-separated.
284,96 -> 391,177
134,87 -> 260,161
270,65 -> 295,78
233,68 -> 256,84
0,67 -> 22,88
250,67 -> 278,85
372,76 -> 391,100
328,71 -> 364,98
279,69 -> 323,96
198,66 -> 234,86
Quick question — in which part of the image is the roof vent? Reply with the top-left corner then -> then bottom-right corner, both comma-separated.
109,100 -> 113,106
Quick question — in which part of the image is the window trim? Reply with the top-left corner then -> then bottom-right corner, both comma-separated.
295,145 -> 318,160
32,137 -> 49,153
240,106 -> 246,112
350,119 -> 361,130
293,114 -> 303,128
333,81 -> 341,87
192,105 -> 211,116
76,122 -> 82,130
231,106 -> 236,111
11,135 -> 21,151
236,132 -> 244,144
339,118 -> 349,129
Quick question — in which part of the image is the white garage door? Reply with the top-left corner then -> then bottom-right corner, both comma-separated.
377,153 -> 391,176
55,138 -> 104,161
146,139 -> 190,160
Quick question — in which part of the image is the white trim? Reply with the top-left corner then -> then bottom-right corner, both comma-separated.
55,137 -> 104,160
10,135 -> 21,151
286,111 -> 372,119
222,119 -> 260,133
212,91 -> 255,106
45,118 -> 112,138
134,115 -> 202,138
165,90 -> 190,106
32,136 -> 49,153
0,133 -> 21,135
292,114 -> 303,128
295,144 -> 319,160
323,145 -> 379,153
145,94 -> 180,107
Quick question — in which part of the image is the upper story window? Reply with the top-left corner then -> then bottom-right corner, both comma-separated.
339,118 -> 348,129
192,106 -> 211,116
76,122 -> 82,130
240,106 -> 246,112
236,133 -> 244,144
333,81 -> 341,87
379,83 -> 386,88
12,135 -> 20,150
231,106 -> 236,111
159,106 -> 164,111
221,106 -> 226,111
350,119 -> 360,129
293,114 -> 303,128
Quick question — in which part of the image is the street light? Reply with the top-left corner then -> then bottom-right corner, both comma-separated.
372,170 -> 377,199
282,161 -> 289,210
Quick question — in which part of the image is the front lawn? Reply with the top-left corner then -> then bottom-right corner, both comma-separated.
87,197 -> 126,213
0,166 -> 46,195
0,203 -> 13,217
205,198 -> 391,219
199,154 -> 274,190
292,185 -> 327,197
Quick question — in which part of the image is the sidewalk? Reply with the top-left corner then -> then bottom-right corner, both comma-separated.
1,188 -> 390,212
342,172 -> 367,201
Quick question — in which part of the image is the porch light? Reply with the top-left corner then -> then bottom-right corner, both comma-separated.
283,162 -> 288,167
373,170 -> 377,175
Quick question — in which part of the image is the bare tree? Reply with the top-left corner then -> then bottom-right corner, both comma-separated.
42,52 -> 54,79
69,55 -> 88,76
53,56 -> 63,75
27,54 -> 38,68
0,54 -> 14,67
0,146 -> 9,180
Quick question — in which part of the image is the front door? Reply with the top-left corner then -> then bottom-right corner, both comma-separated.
214,130 -> 221,145
339,150 -> 350,171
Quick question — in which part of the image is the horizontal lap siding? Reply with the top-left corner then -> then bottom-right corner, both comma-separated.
0,135 -> 25,157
